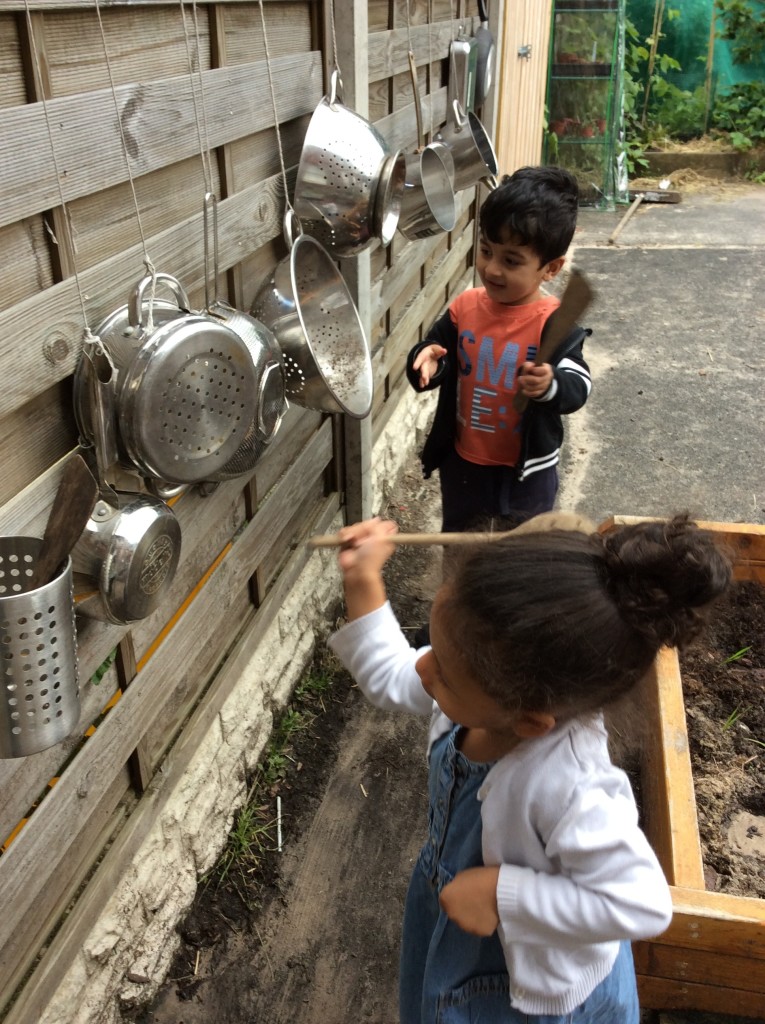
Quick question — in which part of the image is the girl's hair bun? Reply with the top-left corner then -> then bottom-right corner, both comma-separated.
601,514 -> 732,648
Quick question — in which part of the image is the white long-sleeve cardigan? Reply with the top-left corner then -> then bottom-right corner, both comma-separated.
329,602 -> 673,1016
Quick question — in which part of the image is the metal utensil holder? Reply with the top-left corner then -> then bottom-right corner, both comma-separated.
0,537 -> 80,759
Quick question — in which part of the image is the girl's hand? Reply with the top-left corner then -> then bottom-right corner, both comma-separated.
412,344 -> 447,387
518,361 -> 553,399
439,865 -> 501,936
336,519 -> 398,620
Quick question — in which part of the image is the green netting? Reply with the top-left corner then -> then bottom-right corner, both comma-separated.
627,0 -> 765,99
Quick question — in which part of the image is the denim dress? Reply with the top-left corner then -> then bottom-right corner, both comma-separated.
398,725 -> 640,1024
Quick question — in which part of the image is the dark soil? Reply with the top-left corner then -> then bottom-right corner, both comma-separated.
680,580 -> 765,898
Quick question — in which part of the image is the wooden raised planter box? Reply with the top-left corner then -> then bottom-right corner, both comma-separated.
601,518 -> 765,1017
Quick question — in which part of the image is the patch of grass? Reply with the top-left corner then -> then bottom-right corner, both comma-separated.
729,643 -> 757,667
722,705 -> 748,731
205,646 -> 342,892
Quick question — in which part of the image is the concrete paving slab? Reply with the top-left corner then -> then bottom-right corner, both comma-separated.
559,185 -> 765,527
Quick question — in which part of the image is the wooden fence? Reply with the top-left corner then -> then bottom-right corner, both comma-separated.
0,0 -> 513,1018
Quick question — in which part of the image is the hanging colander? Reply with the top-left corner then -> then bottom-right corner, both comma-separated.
251,210 -> 372,419
294,70 -> 406,258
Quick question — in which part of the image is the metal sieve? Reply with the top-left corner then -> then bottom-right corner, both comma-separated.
0,537 -> 79,758
294,70 -> 406,258
251,210 -> 372,419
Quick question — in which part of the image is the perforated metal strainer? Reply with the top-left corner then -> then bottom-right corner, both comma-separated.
73,273 -> 259,485
251,210 -> 372,419
294,70 -> 406,258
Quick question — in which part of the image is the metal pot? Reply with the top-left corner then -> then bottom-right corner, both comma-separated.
294,69 -> 407,257
398,52 -> 457,241
72,493 -> 181,625
435,99 -> 499,192
73,273 -> 259,485
447,26 -> 477,114
251,210 -> 372,419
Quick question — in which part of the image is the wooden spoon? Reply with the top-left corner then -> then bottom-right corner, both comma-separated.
309,531 -> 511,548
29,453 -> 100,590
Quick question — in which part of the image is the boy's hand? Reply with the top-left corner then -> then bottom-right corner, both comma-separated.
337,519 -> 398,620
439,866 -> 501,936
412,344 -> 447,387
517,361 -> 553,399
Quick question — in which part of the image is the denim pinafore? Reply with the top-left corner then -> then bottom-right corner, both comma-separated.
398,724 -> 640,1024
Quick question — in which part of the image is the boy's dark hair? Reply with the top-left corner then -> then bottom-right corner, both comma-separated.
441,515 -> 732,718
478,166 -> 579,265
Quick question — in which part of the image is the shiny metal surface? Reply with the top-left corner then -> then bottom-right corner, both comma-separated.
73,495 -> 181,624
294,70 -> 405,257
73,273 -> 258,485
398,144 -> 457,240
435,101 -> 499,192
0,537 -> 79,758
251,214 -> 372,419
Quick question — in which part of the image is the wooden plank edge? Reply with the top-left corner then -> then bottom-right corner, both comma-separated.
637,973 -> 765,1017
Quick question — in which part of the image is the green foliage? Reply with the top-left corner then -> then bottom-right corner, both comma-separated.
714,0 -> 765,64
723,645 -> 753,663
711,81 -> 765,151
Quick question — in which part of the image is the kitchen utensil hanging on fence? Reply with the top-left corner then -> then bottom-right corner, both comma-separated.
29,454 -> 99,591
397,6 -> 457,241
474,0 -> 496,108
293,0 -> 405,257
447,1 -> 478,114
294,68 -> 406,257
252,209 -> 373,417
72,338 -> 182,625
251,0 -> 372,418
201,193 -> 287,478
435,97 -> 499,192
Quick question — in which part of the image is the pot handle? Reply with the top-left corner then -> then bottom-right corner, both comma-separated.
328,67 -> 343,109
83,336 -> 120,506
203,192 -> 222,313
408,51 -> 425,148
451,99 -> 467,131
128,272 -> 192,329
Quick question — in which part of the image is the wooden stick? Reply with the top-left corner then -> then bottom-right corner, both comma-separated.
309,531 -> 513,548
608,193 -> 643,245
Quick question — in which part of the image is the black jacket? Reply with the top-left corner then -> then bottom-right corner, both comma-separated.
406,308 -> 592,481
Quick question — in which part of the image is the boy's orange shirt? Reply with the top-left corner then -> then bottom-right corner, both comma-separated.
451,289 -> 559,467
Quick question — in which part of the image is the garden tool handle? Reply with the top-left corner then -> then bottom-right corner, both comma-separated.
512,269 -> 594,414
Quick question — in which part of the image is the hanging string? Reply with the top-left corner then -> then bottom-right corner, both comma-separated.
23,0 -> 101,348
257,0 -> 290,205
427,0 -> 434,139
179,0 -> 215,196
328,0 -> 340,75
94,0 -> 156,280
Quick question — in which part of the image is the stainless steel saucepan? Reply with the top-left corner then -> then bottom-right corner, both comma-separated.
73,272 -> 258,485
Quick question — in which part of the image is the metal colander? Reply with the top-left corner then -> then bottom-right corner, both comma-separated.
251,211 -> 372,419
294,70 -> 406,258
0,537 -> 79,759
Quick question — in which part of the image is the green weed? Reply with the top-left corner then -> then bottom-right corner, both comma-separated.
724,645 -> 752,664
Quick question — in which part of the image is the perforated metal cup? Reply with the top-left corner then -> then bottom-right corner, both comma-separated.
0,537 -> 79,759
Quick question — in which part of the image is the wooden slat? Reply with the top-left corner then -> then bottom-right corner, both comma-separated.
639,647 -> 705,889
634,934 -> 765,993
637,974 -> 765,1017
0,53 -> 322,231
367,20 -> 472,83
0,0 -> 316,14
0,15 -> 26,109
2,493 -> 340,1024
0,419 -> 334,1011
